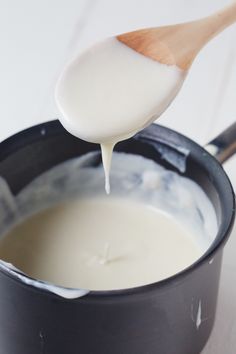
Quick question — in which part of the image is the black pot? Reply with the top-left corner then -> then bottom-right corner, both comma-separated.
0,120 -> 235,354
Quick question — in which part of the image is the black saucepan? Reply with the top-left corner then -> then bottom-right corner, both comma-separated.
0,120 -> 235,354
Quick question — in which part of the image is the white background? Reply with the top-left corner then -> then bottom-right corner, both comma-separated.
0,0 -> 236,352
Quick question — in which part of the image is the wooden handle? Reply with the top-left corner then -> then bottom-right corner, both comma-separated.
193,2 -> 236,50
209,2 -> 236,34
118,2 -> 236,70
163,2 -> 236,69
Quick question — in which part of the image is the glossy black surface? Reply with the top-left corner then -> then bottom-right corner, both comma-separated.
0,121 -> 234,354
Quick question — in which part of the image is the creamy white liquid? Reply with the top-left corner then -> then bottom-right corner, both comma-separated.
0,153 -> 217,293
0,197 -> 202,291
55,38 -> 185,192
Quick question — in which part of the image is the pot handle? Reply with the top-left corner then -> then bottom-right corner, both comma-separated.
205,122 -> 236,164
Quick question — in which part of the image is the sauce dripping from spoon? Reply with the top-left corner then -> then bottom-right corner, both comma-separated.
55,38 -> 185,193
55,4 -> 236,192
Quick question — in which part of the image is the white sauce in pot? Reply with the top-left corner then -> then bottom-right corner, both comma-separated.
0,153 -> 217,292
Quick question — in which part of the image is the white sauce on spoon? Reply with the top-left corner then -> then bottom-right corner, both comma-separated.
55,38 -> 185,193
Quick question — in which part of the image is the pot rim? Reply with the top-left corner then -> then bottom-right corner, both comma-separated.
0,120 -> 234,299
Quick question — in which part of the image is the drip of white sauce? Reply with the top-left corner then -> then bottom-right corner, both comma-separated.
55,37 -> 185,192
101,142 -> 114,194
196,300 -> 202,329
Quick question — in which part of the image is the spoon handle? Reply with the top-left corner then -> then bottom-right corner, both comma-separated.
197,2 -> 236,47
167,2 -> 236,69
118,3 -> 236,70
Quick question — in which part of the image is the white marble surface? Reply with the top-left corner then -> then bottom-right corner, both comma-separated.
0,0 -> 236,352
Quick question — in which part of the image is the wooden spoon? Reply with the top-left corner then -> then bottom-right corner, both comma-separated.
117,2 -> 236,70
